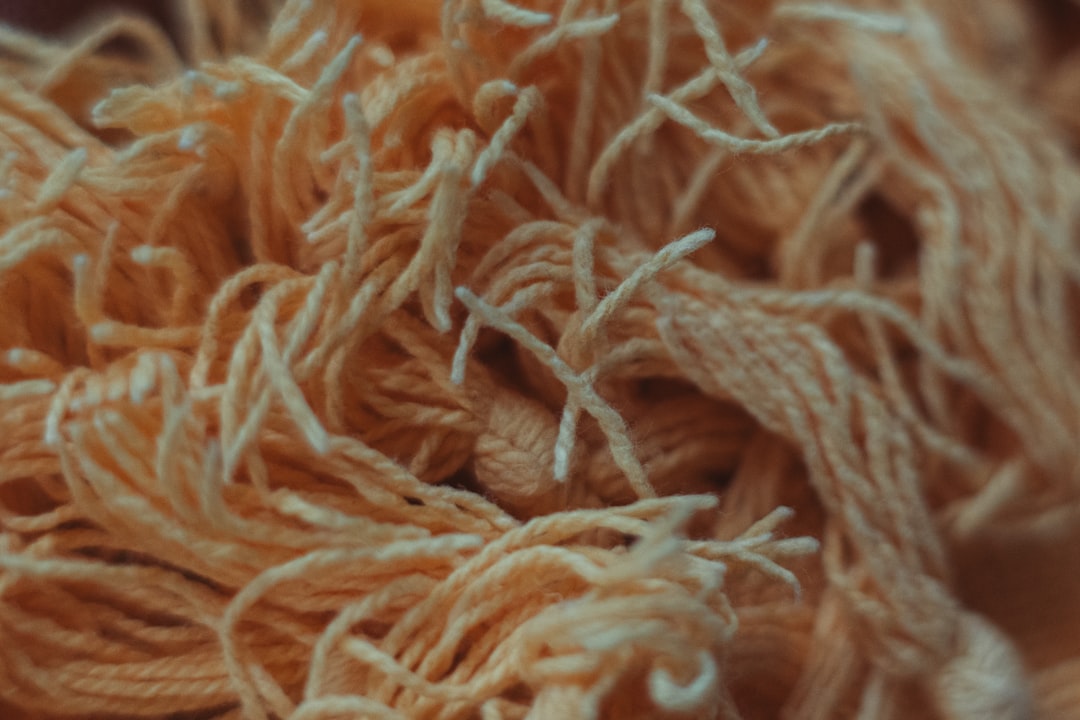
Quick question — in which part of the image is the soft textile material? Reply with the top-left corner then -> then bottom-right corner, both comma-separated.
0,1 -> 1078,718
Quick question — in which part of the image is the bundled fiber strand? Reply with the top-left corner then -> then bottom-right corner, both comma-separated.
0,0 -> 1079,717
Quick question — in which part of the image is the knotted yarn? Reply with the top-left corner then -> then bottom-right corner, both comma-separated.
1,0 -> 1078,718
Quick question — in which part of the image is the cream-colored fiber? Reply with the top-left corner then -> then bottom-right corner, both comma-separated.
0,0 -> 1078,718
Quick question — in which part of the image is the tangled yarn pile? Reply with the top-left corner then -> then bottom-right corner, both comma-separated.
2,0 -> 1079,717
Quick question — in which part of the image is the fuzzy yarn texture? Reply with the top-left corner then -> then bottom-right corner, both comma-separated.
1,0 -> 1080,718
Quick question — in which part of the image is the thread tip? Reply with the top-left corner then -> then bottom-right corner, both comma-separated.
178,126 -> 201,151
131,245 -> 154,264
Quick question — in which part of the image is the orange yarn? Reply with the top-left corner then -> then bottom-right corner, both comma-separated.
0,1 -> 1078,718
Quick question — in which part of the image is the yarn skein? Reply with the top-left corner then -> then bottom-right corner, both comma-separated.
1,0 -> 1078,718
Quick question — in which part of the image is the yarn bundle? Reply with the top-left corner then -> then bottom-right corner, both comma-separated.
1,1 -> 1078,718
